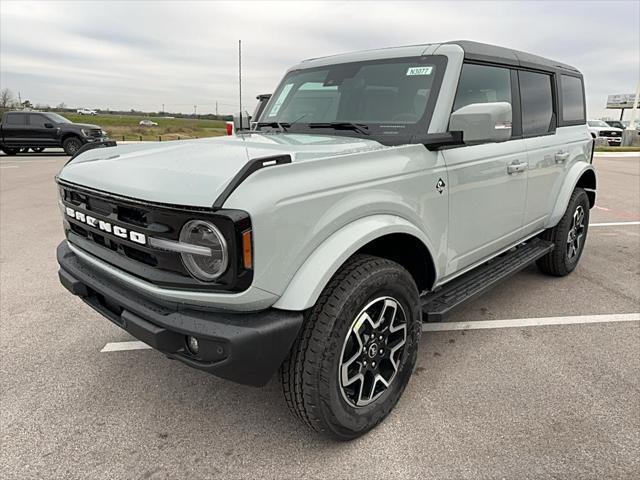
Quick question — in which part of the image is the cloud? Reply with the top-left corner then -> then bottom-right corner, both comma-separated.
1,0 -> 638,118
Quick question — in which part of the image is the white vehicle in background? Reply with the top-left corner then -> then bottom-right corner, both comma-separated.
587,120 -> 623,146
76,108 -> 97,115
139,119 -> 158,127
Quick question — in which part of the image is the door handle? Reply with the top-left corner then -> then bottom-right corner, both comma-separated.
555,152 -> 570,163
507,161 -> 528,174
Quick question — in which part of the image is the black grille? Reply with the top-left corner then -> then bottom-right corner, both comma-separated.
89,128 -> 104,138
58,181 -> 253,292
600,130 -> 620,137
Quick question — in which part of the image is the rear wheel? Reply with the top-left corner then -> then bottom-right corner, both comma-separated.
280,254 -> 421,440
537,188 -> 590,276
62,137 -> 83,156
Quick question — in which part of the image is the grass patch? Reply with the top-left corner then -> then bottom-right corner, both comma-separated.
594,146 -> 640,152
59,113 -> 226,141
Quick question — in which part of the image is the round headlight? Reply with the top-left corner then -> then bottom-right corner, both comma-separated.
179,220 -> 228,281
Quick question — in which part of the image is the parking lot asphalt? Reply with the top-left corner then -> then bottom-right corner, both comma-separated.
1,151 -> 639,479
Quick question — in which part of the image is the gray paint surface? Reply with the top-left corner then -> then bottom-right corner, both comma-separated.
57,43 -> 593,311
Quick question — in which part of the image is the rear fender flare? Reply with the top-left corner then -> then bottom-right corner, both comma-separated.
545,163 -> 596,228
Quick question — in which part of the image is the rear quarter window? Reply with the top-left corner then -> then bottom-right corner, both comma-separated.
560,75 -> 586,124
4,113 -> 27,125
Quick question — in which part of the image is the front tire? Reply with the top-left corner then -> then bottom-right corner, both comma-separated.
537,188 -> 590,276
1,146 -> 19,156
62,137 -> 83,156
280,254 -> 421,440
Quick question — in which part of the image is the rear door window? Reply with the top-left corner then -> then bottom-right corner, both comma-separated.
519,71 -> 555,136
29,114 -> 49,127
4,113 -> 27,125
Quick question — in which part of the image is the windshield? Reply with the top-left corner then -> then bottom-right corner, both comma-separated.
588,120 -> 609,127
259,56 -> 446,143
46,113 -> 71,124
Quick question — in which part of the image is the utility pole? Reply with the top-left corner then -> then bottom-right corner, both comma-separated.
239,39 -> 243,130
18,91 -> 22,107
193,105 -> 197,117
162,103 -> 164,114
623,80 -> 640,146
215,101 -> 218,116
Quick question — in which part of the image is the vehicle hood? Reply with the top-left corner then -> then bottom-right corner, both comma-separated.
66,122 -> 101,130
589,125 -> 623,132
58,133 -> 386,207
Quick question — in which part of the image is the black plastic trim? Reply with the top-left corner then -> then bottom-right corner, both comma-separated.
421,238 -> 554,322
213,154 -> 292,208
419,131 -> 464,150
69,140 -> 117,161
57,180 -> 254,292
57,241 -> 303,386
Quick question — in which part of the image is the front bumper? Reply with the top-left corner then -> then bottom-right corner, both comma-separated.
84,136 -> 109,143
603,136 -> 622,145
57,241 -> 303,386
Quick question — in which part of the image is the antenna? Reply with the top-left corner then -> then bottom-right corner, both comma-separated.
238,39 -> 243,130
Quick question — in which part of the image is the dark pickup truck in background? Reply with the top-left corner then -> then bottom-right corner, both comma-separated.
0,111 -> 109,156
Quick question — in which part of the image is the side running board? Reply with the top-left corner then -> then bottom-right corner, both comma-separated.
421,238 -> 554,322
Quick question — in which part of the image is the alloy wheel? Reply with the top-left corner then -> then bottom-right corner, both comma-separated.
339,296 -> 407,407
567,205 -> 586,260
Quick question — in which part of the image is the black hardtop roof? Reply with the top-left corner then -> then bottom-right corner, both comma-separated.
446,40 -> 581,76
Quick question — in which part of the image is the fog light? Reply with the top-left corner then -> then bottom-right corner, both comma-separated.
186,336 -> 199,355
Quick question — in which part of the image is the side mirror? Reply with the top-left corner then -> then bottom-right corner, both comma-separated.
44,123 -> 54,128
449,102 -> 512,144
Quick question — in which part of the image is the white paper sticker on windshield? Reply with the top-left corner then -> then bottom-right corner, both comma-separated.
406,66 -> 433,76
268,83 -> 294,116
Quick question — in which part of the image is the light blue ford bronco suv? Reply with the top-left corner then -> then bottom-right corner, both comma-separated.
56,41 -> 595,440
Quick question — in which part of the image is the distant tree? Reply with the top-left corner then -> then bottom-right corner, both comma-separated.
0,88 -> 14,108
21,99 -> 33,109
56,102 -> 66,110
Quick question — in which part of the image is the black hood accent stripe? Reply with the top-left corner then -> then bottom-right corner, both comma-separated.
212,154 -> 292,209
69,140 -> 118,162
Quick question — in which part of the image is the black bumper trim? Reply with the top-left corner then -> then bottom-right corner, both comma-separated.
57,241 -> 303,386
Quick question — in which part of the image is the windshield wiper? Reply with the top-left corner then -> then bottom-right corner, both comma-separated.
308,122 -> 370,135
256,121 -> 291,133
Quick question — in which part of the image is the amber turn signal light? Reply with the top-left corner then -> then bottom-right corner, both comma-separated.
242,230 -> 253,269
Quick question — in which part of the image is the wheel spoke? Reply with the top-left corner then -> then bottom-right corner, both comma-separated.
378,298 -> 398,326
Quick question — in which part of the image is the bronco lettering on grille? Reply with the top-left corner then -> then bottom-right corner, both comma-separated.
65,206 -> 147,245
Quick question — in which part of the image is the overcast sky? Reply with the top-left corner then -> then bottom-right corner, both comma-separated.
1,0 -> 638,118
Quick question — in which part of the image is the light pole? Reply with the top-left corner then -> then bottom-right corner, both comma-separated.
623,80 -> 640,146
239,39 -> 243,130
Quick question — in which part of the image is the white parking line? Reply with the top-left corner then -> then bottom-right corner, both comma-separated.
0,165 -> 19,169
100,314 -> 639,352
422,313 -> 639,331
590,221 -> 640,227
0,159 -> 63,164
594,152 -> 640,158
101,341 -> 152,352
